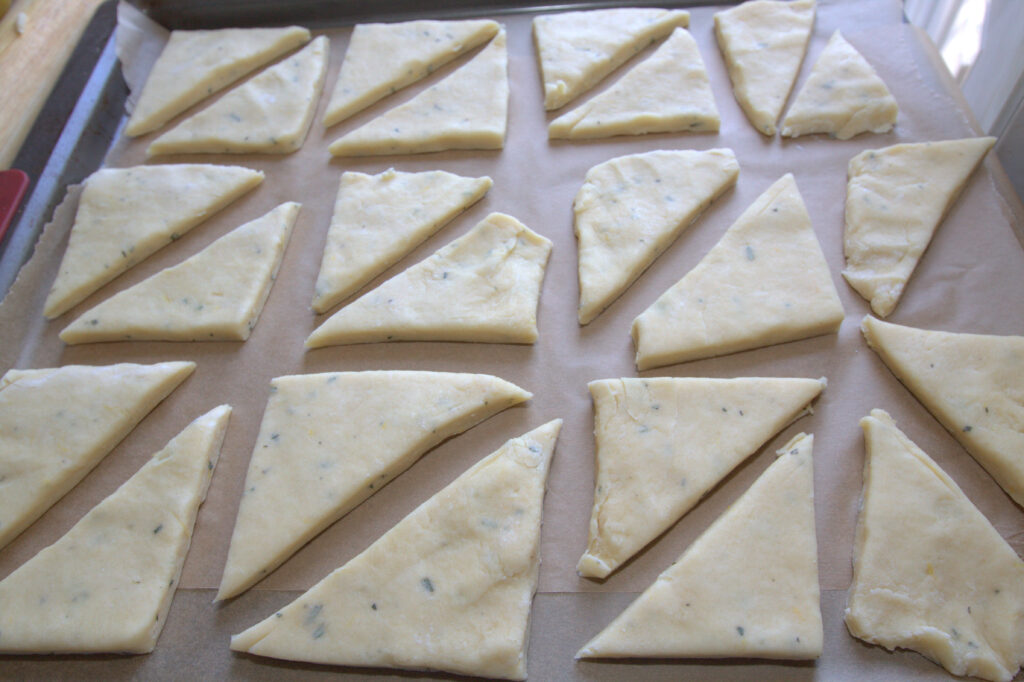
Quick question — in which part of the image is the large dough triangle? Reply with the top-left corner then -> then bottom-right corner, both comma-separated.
575,148 -> 739,324
843,137 -> 995,317
60,203 -> 300,344
714,0 -> 815,135
0,360 -> 194,550
0,405 -> 230,653
230,420 -> 562,680
861,315 -> 1024,506
216,370 -> 532,600
579,376 -> 824,579
306,212 -> 551,348
147,37 -> 329,156
631,173 -> 844,370
329,31 -> 508,156
125,26 -> 311,137
43,164 -> 264,319
533,8 -> 689,110
312,168 -> 492,313
549,27 -> 719,140
323,19 -> 499,127
845,410 -> 1024,681
578,432 -> 822,659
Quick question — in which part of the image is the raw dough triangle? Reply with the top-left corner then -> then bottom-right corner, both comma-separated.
578,432 -> 822,659
0,405 -> 230,653
43,164 -> 264,319
843,137 -> 996,317
575,148 -> 739,324
60,202 -> 300,344
549,27 -> 719,140
861,315 -> 1024,507
533,8 -> 690,110
306,212 -> 551,348
0,361 -> 194,550
631,173 -> 844,370
217,370 -> 531,600
230,420 -> 561,680
312,168 -> 493,313
781,30 -> 897,140
125,26 -> 311,137
147,37 -> 329,156
846,409 -> 1024,682
329,31 -> 508,156
323,19 -> 499,127
579,376 -> 824,579
714,0 -> 816,135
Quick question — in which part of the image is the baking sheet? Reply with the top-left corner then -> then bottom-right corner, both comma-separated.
2,0 -> 1024,678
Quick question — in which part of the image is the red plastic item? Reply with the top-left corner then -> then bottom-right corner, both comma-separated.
0,169 -> 30,244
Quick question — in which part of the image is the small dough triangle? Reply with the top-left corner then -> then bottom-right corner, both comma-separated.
43,164 -> 264,319
125,26 -> 311,137
323,19 -> 499,127
230,420 -> 562,680
843,137 -> 995,317
861,315 -> 1024,507
714,0 -> 816,135
579,377 -> 824,579
329,31 -> 508,157
631,173 -> 844,370
217,370 -> 531,600
0,405 -> 230,653
549,27 -> 719,140
60,202 -> 300,344
578,432 -> 822,660
0,361 -> 195,550
575,148 -> 739,324
781,30 -> 897,140
533,8 -> 690,110
846,409 -> 1024,682
306,212 -> 551,348
312,168 -> 493,313
147,37 -> 329,156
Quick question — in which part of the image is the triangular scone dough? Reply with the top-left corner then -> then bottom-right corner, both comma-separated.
533,8 -> 690,111
846,410 -> 1024,682
329,31 -> 508,157
575,148 -> 739,325
714,0 -> 815,136
43,164 -> 264,319
549,28 -> 719,140
781,30 -> 897,140
312,169 -> 493,313
0,405 -> 230,654
579,377 -> 824,579
843,137 -> 996,317
0,361 -> 194,550
147,37 -> 329,156
861,316 -> 1024,507
217,370 -> 531,600
631,174 -> 844,370
323,19 -> 499,127
125,26 -> 311,137
60,203 -> 299,344
306,212 -> 551,348
230,420 -> 561,680
578,432 -> 822,660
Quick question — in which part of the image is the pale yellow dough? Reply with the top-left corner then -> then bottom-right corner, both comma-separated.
0,405 -> 230,654
579,377 -> 824,579
578,433 -> 822,660
846,410 -> 1024,682
217,370 -> 531,600
230,420 -> 562,680
0,361 -> 194,550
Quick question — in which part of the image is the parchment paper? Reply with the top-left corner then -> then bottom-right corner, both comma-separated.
2,0 -> 1023,678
